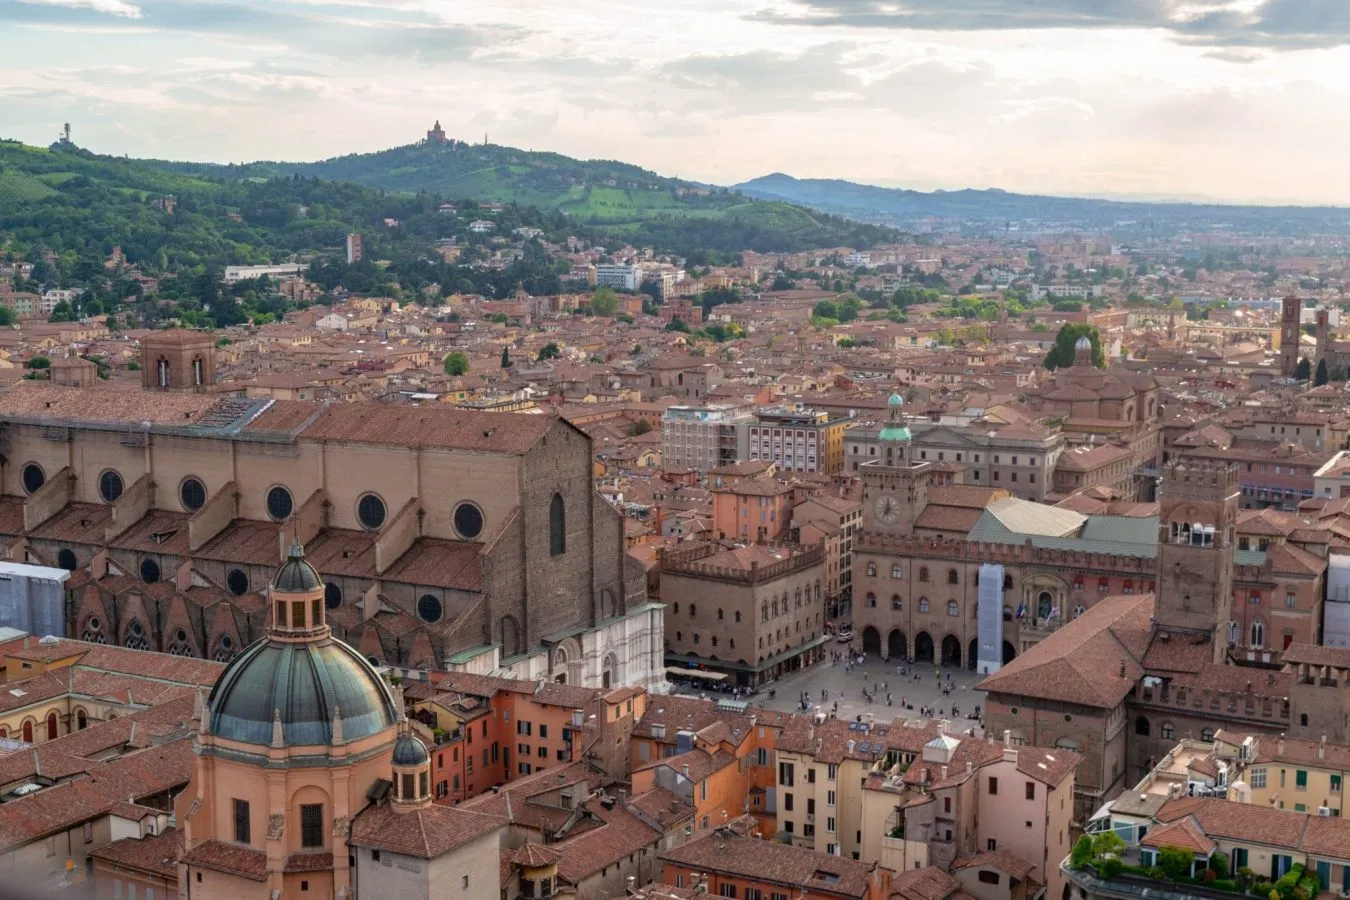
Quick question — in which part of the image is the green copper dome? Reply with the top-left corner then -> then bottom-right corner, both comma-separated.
880,393 -> 910,441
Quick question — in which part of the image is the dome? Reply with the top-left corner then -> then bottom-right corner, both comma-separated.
888,392 -> 904,407
392,732 -> 430,766
207,637 -> 398,746
1075,336 -> 1092,351
274,542 -> 322,592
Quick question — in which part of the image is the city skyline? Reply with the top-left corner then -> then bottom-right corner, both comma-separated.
3,0 -> 1350,205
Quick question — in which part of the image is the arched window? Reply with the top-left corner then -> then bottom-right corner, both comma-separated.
918,597 -> 929,613
1003,574 -> 1013,590
891,565 -> 902,579
891,595 -> 902,611
772,600 -> 778,617
1229,620 -> 1239,644
1200,728 -> 1214,741
46,711 -> 58,740
1300,713 -> 1309,727
735,611 -> 741,623
918,567 -> 930,583
22,720 -> 33,743
1250,620 -> 1265,648
947,569 -> 959,585
1161,722 -> 1175,740
156,356 -> 169,388
947,600 -> 959,617
192,356 -> 204,386
866,593 -> 876,609
76,709 -> 87,730
549,493 -> 566,556
866,563 -> 877,577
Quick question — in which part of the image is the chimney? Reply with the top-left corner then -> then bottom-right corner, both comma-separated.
1320,735 -> 1326,760
1003,729 -> 1012,746
683,764 -> 691,780
941,765 -> 948,781
1278,735 -> 1285,757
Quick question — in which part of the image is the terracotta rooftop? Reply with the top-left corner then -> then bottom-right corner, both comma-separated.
349,801 -> 506,859
181,839 -> 268,882
659,827 -> 876,898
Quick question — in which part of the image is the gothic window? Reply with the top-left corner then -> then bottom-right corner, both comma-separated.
168,628 -> 195,657
549,493 -> 566,556
213,635 -> 236,662
82,616 -> 106,645
1072,604 -> 1085,619
124,620 -> 149,651
947,569 -> 959,585
1250,620 -> 1265,648
1229,621 -> 1239,645
947,600 -> 959,617
919,597 -> 929,613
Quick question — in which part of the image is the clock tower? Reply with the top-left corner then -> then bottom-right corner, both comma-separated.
861,461 -> 931,537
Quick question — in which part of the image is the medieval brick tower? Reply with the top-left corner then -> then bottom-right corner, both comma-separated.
861,459 -> 930,538
1155,460 -> 1238,662
1280,296 -> 1302,377
141,329 -> 216,392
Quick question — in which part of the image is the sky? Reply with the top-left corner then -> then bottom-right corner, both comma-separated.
3,0 -> 1350,204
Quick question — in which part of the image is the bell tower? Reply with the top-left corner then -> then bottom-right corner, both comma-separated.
1280,296 -> 1302,377
861,459 -> 931,538
1155,460 -> 1238,662
140,329 -> 216,392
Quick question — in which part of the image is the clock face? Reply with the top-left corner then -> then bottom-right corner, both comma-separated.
873,493 -> 903,526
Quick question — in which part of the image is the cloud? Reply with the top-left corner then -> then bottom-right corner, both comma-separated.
0,0 -> 518,61
752,0 -> 1350,51
18,0 -> 142,18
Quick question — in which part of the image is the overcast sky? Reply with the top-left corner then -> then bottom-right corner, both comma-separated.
3,0 -> 1350,204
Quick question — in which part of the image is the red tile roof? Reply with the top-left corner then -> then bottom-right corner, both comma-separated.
349,802 -> 506,859
181,839 -> 268,882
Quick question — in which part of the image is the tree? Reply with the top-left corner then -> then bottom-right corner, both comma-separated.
1092,832 -> 1126,858
443,351 -> 470,376
589,287 -> 619,317
0,307 -> 15,327
26,356 -> 51,369
628,419 -> 652,436
49,300 -> 75,323
1043,324 -> 1105,370
500,346 -> 511,368
664,317 -> 690,334
537,342 -> 561,361
1070,835 -> 1095,870
1157,846 -> 1195,880
1295,357 -> 1311,382
1316,358 -> 1329,386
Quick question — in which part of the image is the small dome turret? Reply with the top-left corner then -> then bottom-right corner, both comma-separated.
393,732 -> 430,766
888,392 -> 904,407
274,540 -> 322,592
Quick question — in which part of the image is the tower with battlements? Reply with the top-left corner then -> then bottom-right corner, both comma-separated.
1155,460 -> 1238,662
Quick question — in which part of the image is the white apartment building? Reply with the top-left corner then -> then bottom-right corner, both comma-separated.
222,264 -> 307,284
595,263 -> 641,291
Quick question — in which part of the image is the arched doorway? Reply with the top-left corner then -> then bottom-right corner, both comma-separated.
22,720 -> 33,743
1002,641 -> 1017,664
941,635 -> 962,668
967,639 -> 978,670
46,712 -> 58,740
888,629 -> 907,660
862,626 -> 881,655
915,631 -> 934,663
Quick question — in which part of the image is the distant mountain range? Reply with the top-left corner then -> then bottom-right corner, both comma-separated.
732,173 -> 1350,234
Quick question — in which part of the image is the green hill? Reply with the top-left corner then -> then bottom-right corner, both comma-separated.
146,139 -> 902,253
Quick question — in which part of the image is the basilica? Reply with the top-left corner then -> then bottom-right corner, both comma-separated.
0,332 -> 664,693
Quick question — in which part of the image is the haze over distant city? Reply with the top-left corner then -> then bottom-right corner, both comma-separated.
3,0 -> 1350,204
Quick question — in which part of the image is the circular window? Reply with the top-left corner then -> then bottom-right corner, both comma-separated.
266,486 -> 294,522
140,558 -> 160,584
57,549 -> 77,571
221,635 -> 232,649
99,470 -> 124,503
88,617 -> 100,631
357,494 -> 387,531
20,463 -> 45,495
418,594 -> 443,623
180,477 -> 206,512
176,629 -> 188,642
226,569 -> 249,596
325,582 -> 343,610
453,502 -> 484,540
130,621 -> 143,636
367,656 -> 380,667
